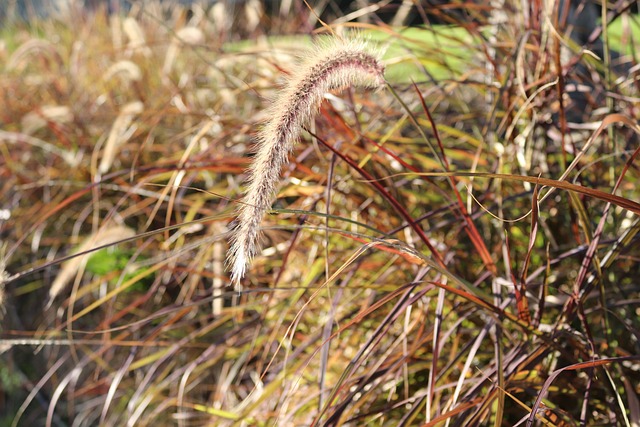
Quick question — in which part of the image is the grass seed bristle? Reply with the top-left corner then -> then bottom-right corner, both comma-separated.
227,36 -> 385,286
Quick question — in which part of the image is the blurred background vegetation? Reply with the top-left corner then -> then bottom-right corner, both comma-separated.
1,0 -> 640,426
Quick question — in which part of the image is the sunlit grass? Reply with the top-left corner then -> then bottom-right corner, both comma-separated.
1,2 -> 640,427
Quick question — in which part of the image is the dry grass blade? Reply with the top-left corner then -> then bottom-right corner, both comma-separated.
390,171 -> 640,216
47,224 -> 135,306
527,356 -> 640,427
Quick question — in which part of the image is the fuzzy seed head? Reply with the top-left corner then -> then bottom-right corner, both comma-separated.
228,36 -> 385,286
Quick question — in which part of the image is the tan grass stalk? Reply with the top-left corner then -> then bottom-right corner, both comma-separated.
98,101 -> 144,175
123,17 -> 151,57
6,39 -> 62,71
48,224 -> 135,307
103,60 -> 142,83
21,105 -> 73,135
227,36 -> 385,286
162,27 -> 204,77
0,256 -> 7,320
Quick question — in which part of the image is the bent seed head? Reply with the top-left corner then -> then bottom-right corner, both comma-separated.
227,36 -> 385,287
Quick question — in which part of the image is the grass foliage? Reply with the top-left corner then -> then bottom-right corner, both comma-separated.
1,1 -> 640,426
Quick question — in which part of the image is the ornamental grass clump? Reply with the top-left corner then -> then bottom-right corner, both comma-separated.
227,36 -> 385,286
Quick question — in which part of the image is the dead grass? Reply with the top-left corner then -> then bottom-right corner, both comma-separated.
1,1 -> 639,426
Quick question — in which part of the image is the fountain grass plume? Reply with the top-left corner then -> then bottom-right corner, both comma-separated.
228,36 -> 386,287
